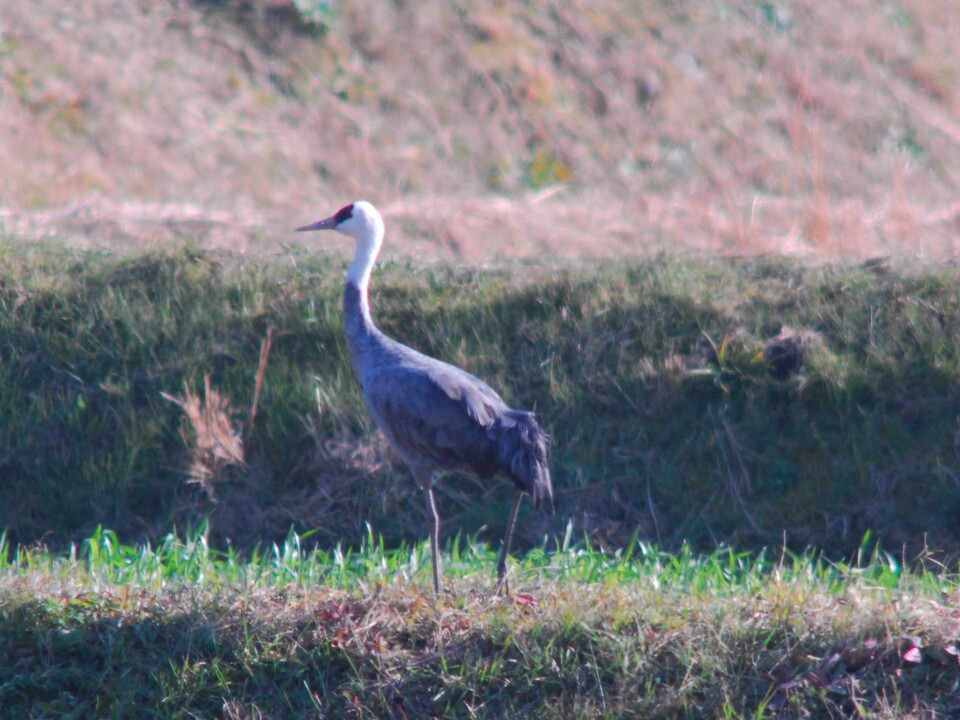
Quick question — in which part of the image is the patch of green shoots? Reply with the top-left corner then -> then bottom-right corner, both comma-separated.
2,527 -> 959,719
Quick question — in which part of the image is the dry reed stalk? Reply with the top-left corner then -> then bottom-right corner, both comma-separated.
245,325 -> 273,444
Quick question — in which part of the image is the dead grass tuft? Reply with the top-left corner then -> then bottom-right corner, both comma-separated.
161,326 -> 272,501
162,376 -> 246,498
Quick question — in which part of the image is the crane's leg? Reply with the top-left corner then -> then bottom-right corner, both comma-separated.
423,484 -> 441,595
495,489 -> 523,596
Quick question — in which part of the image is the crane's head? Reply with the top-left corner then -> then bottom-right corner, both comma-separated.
295,201 -> 383,243
296,201 -> 385,287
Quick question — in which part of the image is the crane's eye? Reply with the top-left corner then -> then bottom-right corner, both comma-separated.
334,204 -> 355,225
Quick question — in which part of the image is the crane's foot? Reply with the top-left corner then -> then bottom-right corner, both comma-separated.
494,564 -> 510,596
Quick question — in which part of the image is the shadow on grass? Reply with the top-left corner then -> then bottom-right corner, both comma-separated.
2,584 -> 959,719
4,249 -> 960,563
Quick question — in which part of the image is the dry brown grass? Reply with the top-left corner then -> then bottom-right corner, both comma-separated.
161,325 -> 272,501
1,0 -> 959,260
162,375 -> 246,498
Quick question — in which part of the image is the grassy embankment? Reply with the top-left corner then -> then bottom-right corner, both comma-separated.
3,243 -> 960,716
3,242 -> 960,556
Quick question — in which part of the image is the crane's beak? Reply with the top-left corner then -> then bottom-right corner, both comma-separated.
295,215 -> 338,232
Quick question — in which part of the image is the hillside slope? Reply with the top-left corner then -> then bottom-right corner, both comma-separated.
1,0 -> 959,259
4,247 -> 960,559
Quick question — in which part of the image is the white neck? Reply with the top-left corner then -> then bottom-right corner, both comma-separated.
344,211 -> 384,293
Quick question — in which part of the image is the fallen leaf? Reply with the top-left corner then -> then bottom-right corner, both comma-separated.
513,593 -> 538,608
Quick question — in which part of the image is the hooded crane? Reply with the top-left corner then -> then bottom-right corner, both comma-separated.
297,201 -> 552,594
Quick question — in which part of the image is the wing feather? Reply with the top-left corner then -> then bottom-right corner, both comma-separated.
361,353 -> 506,477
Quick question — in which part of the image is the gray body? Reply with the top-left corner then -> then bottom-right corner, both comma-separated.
344,282 -> 551,509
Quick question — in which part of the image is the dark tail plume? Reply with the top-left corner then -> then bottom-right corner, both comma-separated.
496,410 -> 553,511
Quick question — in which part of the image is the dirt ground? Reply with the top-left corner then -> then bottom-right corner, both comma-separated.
2,0 -> 959,262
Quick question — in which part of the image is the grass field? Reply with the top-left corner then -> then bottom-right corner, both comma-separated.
5,242 -> 960,560
2,526 -> 959,719
4,1 -> 960,716
3,0 -> 959,259
4,241 -> 960,716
